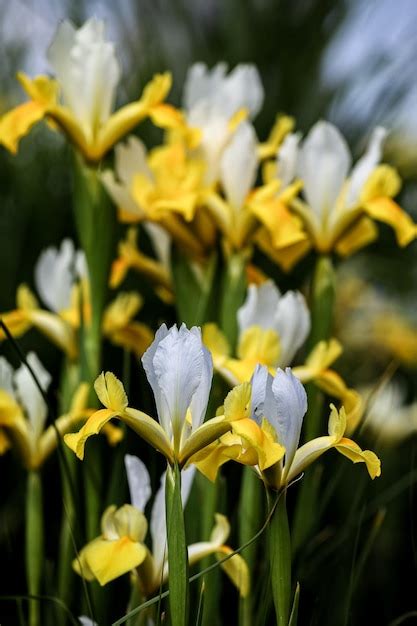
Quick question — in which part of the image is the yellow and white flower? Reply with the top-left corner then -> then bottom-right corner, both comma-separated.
194,366 -> 380,488
183,62 -> 264,185
65,324 -> 244,466
75,453 -> 249,596
254,122 -> 416,269
0,353 -> 99,468
0,239 -> 152,358
0,18 -> 172,161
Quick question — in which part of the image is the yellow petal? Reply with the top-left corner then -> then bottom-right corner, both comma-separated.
232,417 -> 285,471
64,408 -> 118,460
328,404 -> 346,441
0,101 -> 47,153
237,326 -> 280,369
94,372 -> 128,412
360,164 -> 401,201
258,114 -> 295,160
17,72 -> 59,107
364,197 -> 417,247
255,228 -> 312,272
335,438 -> 381,479
335,216 -> 378,257
224,383 -> 251,421
122,407 -> 174,463
0,310 -> 32,341
202,324 -> 230,364
0,428 -> 11,455
97,73 -> 172,158
80,536 -> 147,586
251,196 -> 307,249
102,423 -> 124,446
216,547 -> 250,598
179,415 -> 232,465
191,437 -> 242,482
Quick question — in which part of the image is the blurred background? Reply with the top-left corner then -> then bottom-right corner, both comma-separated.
1,1 -> 417,624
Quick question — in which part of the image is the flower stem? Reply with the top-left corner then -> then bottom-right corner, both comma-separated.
165,463 -> 189,626
268,490 -> 292,626
26,470 -> 44,626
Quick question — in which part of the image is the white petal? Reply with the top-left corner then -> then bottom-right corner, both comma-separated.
48,18 -> 120,134
150,465 -> 195,574
75,251 -> 88,281
152,325 -> 204,439
274,291 -> 311,366
34,239 -> 77,313
14,353 -> 51,440
346,127 -> 387,206
218,64 -> 264,119
277,132 -> 301,188
189,336 -> 213,431
78,617 -> 98,626
124,454 -> 152,512
115,136 -> 152,186
0,357 -> 15,397
220,121 -> 258,209
297,121 -> 351,218
183,62 -> 228,110
143,222 -> 172,271
271,367 -> 307,472
250,365 -> 280,433
237,280 -> 281,333
101,169 -> 144,218
141,324 -> 171,436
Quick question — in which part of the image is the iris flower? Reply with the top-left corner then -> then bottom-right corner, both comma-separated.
65,324 -> 244,466
194,366 -> 380,488
0,239 -> 152,359
101,136 -> 206,256
75,454 -> 249,596
0,353 -> 120,468
0,18 -> 173,162
254,122 -> 416,270
203,280 -> 362,426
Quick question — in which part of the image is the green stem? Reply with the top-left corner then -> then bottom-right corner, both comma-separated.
268,490 -> 291,626
292,255 -> 335,554
165,463 -> 189,626
26,470 -> 44,626
220,249 -> 249,350
239,468 -> 263,626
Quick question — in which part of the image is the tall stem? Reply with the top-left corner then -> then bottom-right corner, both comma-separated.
268,490 -> 292,626
26,470 -> 44,626
165,463 -> 189,626
292,254 -> 335,554
220,249 -> 249,351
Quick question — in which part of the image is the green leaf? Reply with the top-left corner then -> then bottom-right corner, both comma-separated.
165,463 -> 189,626
220,250 -> 249,349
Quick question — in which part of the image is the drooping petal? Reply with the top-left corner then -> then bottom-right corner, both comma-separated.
124,454 -> 152,512
297,121 -> 351,218
271,367 -> 307,475
64,408 -> 119,460
78,536 -> 147,586
364,197 -> 416,247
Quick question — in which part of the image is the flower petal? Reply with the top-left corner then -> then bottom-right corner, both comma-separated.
80,536 -> 147,586
124,454 -> 152,512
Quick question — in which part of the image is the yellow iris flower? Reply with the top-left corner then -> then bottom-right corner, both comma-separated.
101,136 -> 206,257
65,324 -> 245,466
74,454 -> 248,596
0,353 -> 121,469
0,239 -> 152,359
193,366 -> 380,489
253,122 -> 416,270
203,280 -> 362,429
0,18 -> 175,162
